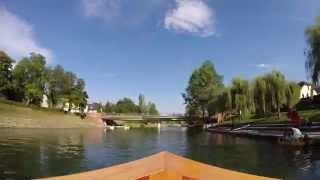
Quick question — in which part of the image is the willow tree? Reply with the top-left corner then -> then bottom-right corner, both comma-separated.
183,61 -> 223,121
285,81 -> 301,109
264,71 -> 287,119
207,87 -> 232,122
230,77 -> 253,120
215,87 -> 232,113
253,76 -> 267,115
306,16 -> 320,85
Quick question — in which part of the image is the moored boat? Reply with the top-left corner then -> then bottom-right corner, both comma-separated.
278,128 -> 312,146
42,151 -> 276,180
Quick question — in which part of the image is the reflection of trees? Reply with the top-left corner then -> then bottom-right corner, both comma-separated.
0,129 -> 42,179
0,129 -> 88,179
183,129 -> 320,179
184,130 -> 259,170
249,141 -> 315,179
42,130 -> 86,177
101,128 -> 158,164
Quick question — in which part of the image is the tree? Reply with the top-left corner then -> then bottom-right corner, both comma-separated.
138,94 -> 147,114
253,77 -> 267,115
305,16 -> 320,85
185,103 -> 201,118
69,78 -> 88,113
12,53 -> 48,105
230,77 -> 253,120
0,51 -> 14,98
47,65 -> 65,107
285,81 -> 301,109
104,102 -> 116,113
116,97 -> 138,113
147,102 -> 159,115
264,71 -> 287,119
216,88 -> 232,113
183,61 -> 223,121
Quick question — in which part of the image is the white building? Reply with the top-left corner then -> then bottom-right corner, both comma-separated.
63,102 -> 88,113
41,95 -> 88,113
41,94 -> 49,108
87,103 -> 101,113
299,82 -> 318,99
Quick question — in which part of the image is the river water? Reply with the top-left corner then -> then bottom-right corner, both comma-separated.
0,127 -> 320,179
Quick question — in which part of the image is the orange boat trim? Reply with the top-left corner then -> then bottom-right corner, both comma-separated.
41,151 -> 277,180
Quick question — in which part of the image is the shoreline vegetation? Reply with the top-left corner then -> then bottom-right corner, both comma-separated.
1,17 -> 320,131
0,100 -> 97,128
0,51 -> 160,128
0,99 -> 171,129
182,17 -> 320,126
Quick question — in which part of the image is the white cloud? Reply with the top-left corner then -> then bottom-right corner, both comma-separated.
0,6 -> 53,62
256,63 -> 271,68
164,0 -> 216,37
81,0 -> 121,21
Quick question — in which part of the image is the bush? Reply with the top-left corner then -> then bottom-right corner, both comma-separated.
296,95 -> 320,110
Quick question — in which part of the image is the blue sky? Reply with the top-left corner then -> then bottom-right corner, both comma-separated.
0,0 -> 320,113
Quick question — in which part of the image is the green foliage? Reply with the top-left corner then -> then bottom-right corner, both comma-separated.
138,94 -> 147,114
183,61 -> 224,119
0,51 -> 14,97
12,53 -> 48,105
184,62 -> 302,121
116,97 -> 139,113
147,102 -> 159,115
253,71 -> 297,119
103,95 -> 160,115
47,65 -> 65,107
264,71 -> 287,118
104,102 -> 116,113
208,88 -> 232,115
253,77 -> 267,115
185,103 -> 201,117
0,50 -> 88,112
69,78 -> 88,113
230,77 -> 253,120
286,81 -> 301,109
305,16 -> 320,85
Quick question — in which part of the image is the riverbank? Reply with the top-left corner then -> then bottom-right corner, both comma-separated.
220,109 -> 320,126
0,101 -> 98,128
102,114 -> 186,128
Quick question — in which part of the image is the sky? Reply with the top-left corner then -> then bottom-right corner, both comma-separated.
0,0 -> 320,114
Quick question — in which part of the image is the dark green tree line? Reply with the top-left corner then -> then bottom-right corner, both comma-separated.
103,94 -> 159,115
184,62 -> 301,122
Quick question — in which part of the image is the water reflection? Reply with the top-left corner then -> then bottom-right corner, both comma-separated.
0,128 -> 320,179
0,129 -> 88,179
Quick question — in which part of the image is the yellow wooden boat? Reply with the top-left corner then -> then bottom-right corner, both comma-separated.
42,151 -> 276,180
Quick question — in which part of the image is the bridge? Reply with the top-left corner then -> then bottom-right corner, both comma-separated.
101,115 -> 186,127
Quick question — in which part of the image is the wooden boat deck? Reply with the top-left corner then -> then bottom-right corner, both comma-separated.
40,151 -> 276,180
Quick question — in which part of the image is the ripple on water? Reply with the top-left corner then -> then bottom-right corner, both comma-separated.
0,128 -> 320,179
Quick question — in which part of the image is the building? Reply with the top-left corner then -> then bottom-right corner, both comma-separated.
87,103 -> 102,113
41,95 -> 88,113
41,94 -> 49,108
298,81 -> 318,99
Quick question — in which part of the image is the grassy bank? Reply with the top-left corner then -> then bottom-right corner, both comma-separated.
220,109 -> 320,125
0,101 -> 98,128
